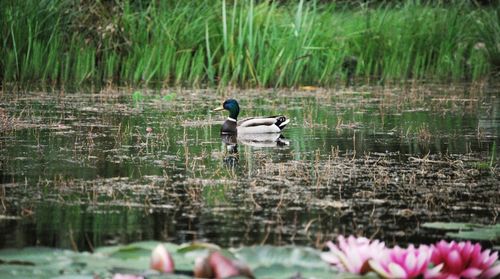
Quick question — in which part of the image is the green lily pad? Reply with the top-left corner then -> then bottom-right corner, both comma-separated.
422,222 -> 481,230
423,222 -> 500,242
233,245 -> 325,268
232,245 -> 336,279
0,242 -> 350,278
0,248 -> 98,278
447,224 -> 500,241
177,242 -> 221,254
95,241 -> 169,257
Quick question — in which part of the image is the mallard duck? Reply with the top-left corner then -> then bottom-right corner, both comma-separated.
213,99 -> 290,134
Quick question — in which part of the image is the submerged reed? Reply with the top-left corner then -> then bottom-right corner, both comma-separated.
1,1 -> 499,87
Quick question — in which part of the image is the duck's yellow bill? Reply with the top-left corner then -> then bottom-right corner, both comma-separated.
213,106 -> 224,112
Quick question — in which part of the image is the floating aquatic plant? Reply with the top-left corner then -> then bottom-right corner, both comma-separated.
150,244 -> 175,273
321,236 -> 500,279
320,235 -> 386,275
428,240 -> 500,279
369,244 -> 441,279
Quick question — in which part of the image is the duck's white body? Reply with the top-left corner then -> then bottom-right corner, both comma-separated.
236,116 -> 290,134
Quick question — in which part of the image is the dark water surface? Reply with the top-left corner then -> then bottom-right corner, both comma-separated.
0,84 -> 499,251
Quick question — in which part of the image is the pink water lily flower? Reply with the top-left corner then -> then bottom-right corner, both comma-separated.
321,235 -> 386,275
194,251 -> 254,279
428,240 -> 500,279
369,244 -> 441,279
150,244 -> 175,273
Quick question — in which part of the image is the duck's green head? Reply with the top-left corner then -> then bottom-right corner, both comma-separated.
213,99 -> 240,119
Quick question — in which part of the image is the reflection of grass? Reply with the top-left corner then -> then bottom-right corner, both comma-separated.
490,141 -> 497,168
471,142 -> 497,170
1,1 -> 499,86
0,108 -> 15,131
417,123 -> 431,143
472,162 -> 492,171
203,185 -> 228,207
403,123 -> 432,144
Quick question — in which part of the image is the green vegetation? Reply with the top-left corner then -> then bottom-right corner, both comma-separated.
0,241 -> 336,278
423,222 -> 500,242
1,1 -> 499,87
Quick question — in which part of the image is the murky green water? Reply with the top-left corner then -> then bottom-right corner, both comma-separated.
1,84 -> 499,251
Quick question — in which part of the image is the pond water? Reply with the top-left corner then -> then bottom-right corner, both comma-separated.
0,84 -> 499,251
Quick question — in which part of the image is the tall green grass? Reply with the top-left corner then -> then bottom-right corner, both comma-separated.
1,0 -> 499,87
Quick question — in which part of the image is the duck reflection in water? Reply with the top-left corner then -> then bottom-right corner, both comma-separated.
220,133 -> 290,168
221,134 -> 239,168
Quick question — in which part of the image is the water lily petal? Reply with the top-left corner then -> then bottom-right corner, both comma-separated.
481,250 -> 498,267
338,235 -> 349,251
424,263 -> 443,279
194,256 -> 214,279
481,263 -> 500,279
431,241 -> 447,264
391,246 -> 405,262
404,251 -> 417,275
325,240 -> 337,251
369,259 -> 392,278
460,267 -> 483,278
208,251 -> 240,279
320,252 -> 340,265
460,242 -> 474,262
387,262 -> 407,278
446,250 -> 463,275
469,244 -> 483,267
335,248 -> 358,272
416,248 -> 429,271
343,245 -> 363,272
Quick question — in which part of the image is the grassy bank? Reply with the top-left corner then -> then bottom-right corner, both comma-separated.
1,1 -> 499,88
